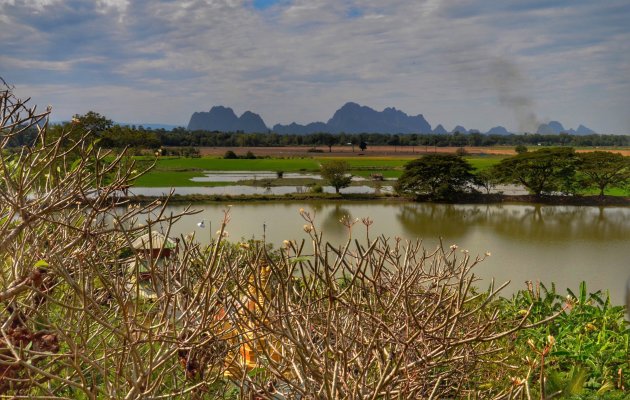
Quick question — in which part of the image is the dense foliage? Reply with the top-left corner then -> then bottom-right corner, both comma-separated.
501,282 -> 630,398
156,129 -> 630,149
396,153 -> 477,199
319,160 -> 353,193
576,151 -> 630,196
396,148 -> 630,199
493,147 -> 578,195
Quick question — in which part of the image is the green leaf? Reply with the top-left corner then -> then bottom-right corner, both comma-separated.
596,381 -> 615,395
70,158 -> 81,171
579,281 -> 587,304
34,260 -> 49,269
565,367 -> 587,395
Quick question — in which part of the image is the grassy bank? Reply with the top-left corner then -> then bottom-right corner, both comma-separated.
124,191 -> 630,206
126,192 -> 400,203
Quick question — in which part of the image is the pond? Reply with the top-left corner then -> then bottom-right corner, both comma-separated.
190,170 -> 369,182
137,201 -> 630,305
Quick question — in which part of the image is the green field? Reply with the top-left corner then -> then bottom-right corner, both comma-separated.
133,155 -> 505,187
133,157 -> 319,186
467,156 -> 503,171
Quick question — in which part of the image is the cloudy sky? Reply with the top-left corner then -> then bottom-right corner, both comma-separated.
1,0 -> 629,133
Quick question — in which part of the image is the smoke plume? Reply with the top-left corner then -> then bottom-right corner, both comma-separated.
488,58 -> 540,133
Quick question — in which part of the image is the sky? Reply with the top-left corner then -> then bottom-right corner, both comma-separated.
1,0 -> 629,133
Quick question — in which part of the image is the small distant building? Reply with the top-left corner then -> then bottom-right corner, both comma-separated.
127,231 -> 178,299
132,231 -> 177,259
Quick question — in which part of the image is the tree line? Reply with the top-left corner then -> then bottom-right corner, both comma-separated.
159,129 -> 630,149
395,148 -> 630,200
5,111 -> 630,149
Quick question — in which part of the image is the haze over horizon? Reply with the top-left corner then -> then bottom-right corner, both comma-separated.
1,0 -> 629,133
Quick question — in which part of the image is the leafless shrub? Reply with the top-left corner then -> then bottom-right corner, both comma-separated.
1,83 -> 555,399
217,210 -> 558,399
0,82 -> 241,398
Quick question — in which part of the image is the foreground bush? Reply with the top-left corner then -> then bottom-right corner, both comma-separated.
500,282 -> 629,398
1,82 -> 224,398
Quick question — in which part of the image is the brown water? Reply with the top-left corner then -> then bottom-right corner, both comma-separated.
147,201 -> 629,305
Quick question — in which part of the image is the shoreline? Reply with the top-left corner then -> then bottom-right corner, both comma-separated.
123,192 -> 630,206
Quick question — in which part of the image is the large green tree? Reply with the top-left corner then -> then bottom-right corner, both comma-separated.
72,110 -> 113,135
395,153 -> 477,199
492,147 -> 577,196
576,151 -> 630,196
320,160 -> 352,193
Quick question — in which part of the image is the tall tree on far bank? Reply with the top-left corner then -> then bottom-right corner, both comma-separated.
323,133 -> 337,152
320,160 -> 352,193
577,151 -> 630,196
493,147 -> 577,196
395,154 -> 477,200
72,110 -> 113,135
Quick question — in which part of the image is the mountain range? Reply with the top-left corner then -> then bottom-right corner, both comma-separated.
536,121 -> 595,135
186,102 -> 597,135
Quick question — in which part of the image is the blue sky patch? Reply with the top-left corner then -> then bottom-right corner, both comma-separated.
346,7 -> 362,19
252,0 -> 281,10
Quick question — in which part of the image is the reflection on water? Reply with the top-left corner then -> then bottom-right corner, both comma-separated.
395,203 -> 630,244
190,171 -> 328,182
127,201 -> 630,305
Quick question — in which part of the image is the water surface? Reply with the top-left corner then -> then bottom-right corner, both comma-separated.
138,201 -> 630,305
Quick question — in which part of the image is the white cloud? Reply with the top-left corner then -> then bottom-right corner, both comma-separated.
0,0 -> 629,132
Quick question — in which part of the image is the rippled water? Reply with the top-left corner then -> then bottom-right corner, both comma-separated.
190,171 -> 322,182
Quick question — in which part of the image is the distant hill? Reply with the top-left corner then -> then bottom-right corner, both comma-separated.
452,125 -> 468,134
272,121 -> 328,135
324,102 -> 432,134
537,121 -> 565,134
185,103 -> 598,135
537,121 -> 596,135
575,124 -> 596,135
238,111 -> 268,133
275,102 -> 431,134
432,124 -> 448,134
187,106 -> 268,133
189,102 -> 432,134
486,126 -> 511,135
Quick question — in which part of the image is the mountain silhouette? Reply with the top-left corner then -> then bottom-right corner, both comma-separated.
187,106 -> 267,132
537,121 -> 596,135
324,102 -> 432,133
486,126 -> 511,135
186,104 -> 596,135
271,102 -> 432,134
433,124 -> 448,134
